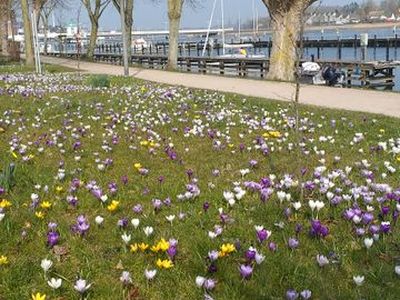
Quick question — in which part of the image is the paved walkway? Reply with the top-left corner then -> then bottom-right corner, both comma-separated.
41,56 -> 400,118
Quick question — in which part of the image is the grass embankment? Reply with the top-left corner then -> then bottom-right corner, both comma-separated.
0,66 -> 400,299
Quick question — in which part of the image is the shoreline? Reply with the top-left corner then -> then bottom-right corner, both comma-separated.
305,21 -> 400,32
237,22 -> 400,35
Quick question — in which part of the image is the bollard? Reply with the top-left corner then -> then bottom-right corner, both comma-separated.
386,39 -> 390,61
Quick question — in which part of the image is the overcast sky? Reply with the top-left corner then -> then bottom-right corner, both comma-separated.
57,0 -> 362,30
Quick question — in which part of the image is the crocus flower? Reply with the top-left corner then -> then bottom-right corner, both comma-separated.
239,264 -> 253,279
74,279 -> 92,293
300,290 -> 312,299
47,278 -> 62,289
120,271 -> 132,285
316,254 -> 329,267
353,275 -> 364,286
395,266 -> 400,276
288,238 -> 299,249
203,279 -> 216,290
40,258 -> 52,273
95,215 -> 104,225
145,269 -> 157,280
286,289 -> 299,300
47,230 -> 59,248
31,293 -> 46,300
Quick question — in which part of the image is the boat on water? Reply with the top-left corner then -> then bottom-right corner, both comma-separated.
218,43 -> 265,58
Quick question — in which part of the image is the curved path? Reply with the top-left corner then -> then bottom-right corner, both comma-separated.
40,55 -> 400,118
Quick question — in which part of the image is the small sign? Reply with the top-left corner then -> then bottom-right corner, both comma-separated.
360,33 -> 368,47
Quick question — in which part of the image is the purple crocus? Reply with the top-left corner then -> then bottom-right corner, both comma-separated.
286,289 -> 299,300
239,264 -> 253,279
256,228 -> 271,243
47,231 -> 60,247
167,245 -> 177,259
245,249 -> 257,261
288,238 -> 299,249
132,204 -> 143,214
72,215 -> 90,236
380,221 -> 391,234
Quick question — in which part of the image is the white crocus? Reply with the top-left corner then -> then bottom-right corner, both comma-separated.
166,215 -> 176,224
144,269 -> 157,280
121,233 -> 131,244
195,276 -> 206,287
364,238 -> 373,249
353,275 -> 365,286
395,266 -> 400,276
131,218 -> 140,229
47,277 -> 62,289
95,215 -> 104,225
143,226 -> 154,237
292,202 -> 301,211
41,258 -> 53,273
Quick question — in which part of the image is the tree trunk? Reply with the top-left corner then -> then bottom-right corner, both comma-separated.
87,20 -> 98,58
262,0 -> 316,82
267,6 -> 302,81
0,4 -> 9,56
21,0 -> 35,66
113,0 -> 134,59
167,0 -> 183,71
43,16 -> 49,55
125,0 -> 133,58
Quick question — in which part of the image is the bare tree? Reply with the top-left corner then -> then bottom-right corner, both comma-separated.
112,0 -> 134,58
81,0 -> 111,58
21,0 -> 35,66
0,1 -> 10,56
167,0 -> 184,70
39,0 -> 70,55
261,0 -> 317,82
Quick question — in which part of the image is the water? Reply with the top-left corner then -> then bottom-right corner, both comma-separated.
46,26 -> 400,91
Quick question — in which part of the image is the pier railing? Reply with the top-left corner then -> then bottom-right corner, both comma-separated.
45,51 -> 399,90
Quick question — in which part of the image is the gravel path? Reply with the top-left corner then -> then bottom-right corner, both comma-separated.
41,55 -> 400,118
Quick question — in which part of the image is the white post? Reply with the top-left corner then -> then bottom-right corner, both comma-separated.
221,0 -> 225,55
120,0 -> 129,76
202,0 -> 217,57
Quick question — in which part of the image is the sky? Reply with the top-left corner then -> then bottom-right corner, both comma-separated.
57,0 -> 362,31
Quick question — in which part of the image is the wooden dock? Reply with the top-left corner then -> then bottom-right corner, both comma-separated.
45,51 -> 399,90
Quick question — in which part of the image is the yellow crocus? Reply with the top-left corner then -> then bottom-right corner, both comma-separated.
156,258 -> 173,269
220,243 -> 235,255
0,255 -> 8,265
158,239 -> 170,252
107,200 -> 119,212
138,242 -> 149,252
396,156 -> 400,163
40,201 -> 52,209
31,292 -> 46,300
55,186 -> 63,193
134,163 -> 142,169
150,244 -> 160,253
130,243 -> 138,253
35,211 -> 45,219
0,199 -> 11,208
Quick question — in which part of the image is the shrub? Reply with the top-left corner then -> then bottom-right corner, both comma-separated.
86,74 -> 111,88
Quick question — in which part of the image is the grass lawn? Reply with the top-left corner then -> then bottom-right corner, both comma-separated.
0,65 -> 400,300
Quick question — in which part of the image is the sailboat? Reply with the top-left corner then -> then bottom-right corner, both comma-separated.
203,0 -> 265,58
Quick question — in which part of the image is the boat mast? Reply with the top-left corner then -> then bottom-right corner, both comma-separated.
221,0 -> 225,55
202,0 -> 218,57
